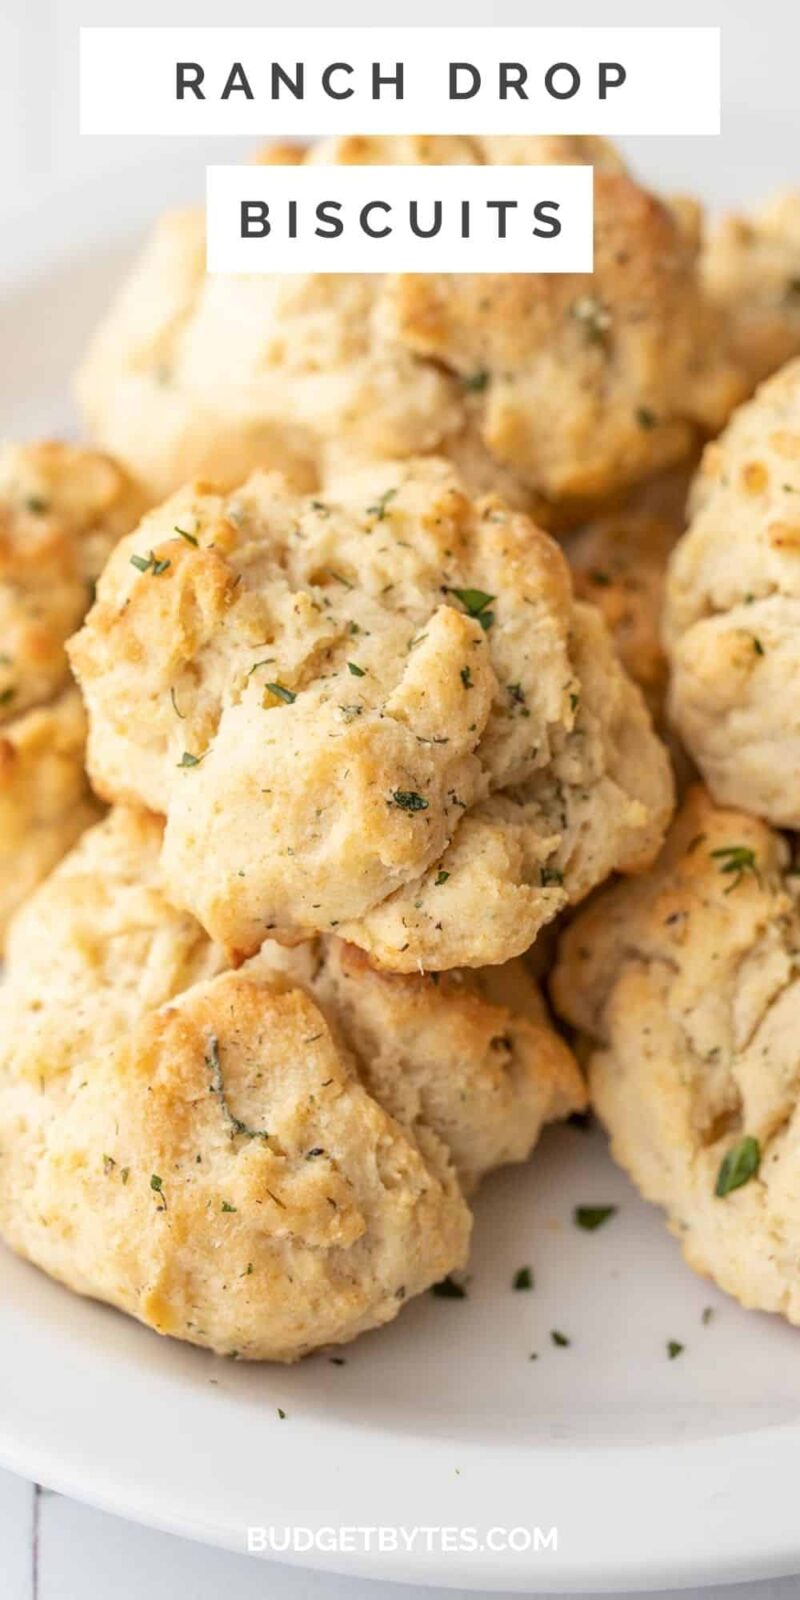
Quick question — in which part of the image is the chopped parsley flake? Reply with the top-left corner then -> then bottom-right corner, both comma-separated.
463,368 -> 489,393
366,488 -> 397,521
174,525 -> 198,546
25,495 -> 49,514
574,1205 -> 617,1231
710,844 -> 760,892
512,1266 -> 534,1291
715,1135 -> 760,1197
460,665 -> 473,689
667,1340 -> 684,1360
177,751 -> 201,768
277,1407 -> 287,1420
540,866 -> 564,888
347,661 -> 366,677
221,1200 -> 237,1213
448,586 -> 496,631
206,1034 -> 270,1141
435,869 -> 450,886
431,1275 -> 467,1299
265,682 -> 297,704
551,1330 -> 570,1347
130,550 -> 171,576
390,790 -> 429,812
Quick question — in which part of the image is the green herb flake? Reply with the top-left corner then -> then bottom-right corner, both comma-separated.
221,1200 -> 237,1213
540,866 -> 564,888
431,1275 -> 467,1300
752,635 -> 765,656
170,686 -> 185,719
667,1340 -> 684,1360
0,687 -> 15,707
366,488 -> 397,521
715,1134 -> 760,1198
702,1306 -> 714,1326
448,587 -> 496,631
551,1329 -> 570,1348
710,844 -> 760,892
277,1407 -> 287,1420
347,661 -> 366,677
574,1205 -> 617,1232
174,525 -> 198,546
130,550 -> 170,576
435,869 -> 450,886
463,368 -> 489,393
265,681 -> 297,705
177,751 -> 201,768
25,495 -> 49,515
635,406 -> 657,430
460,665 -> 473,689
512,1266 -> 534,1291
390,790 -> 429,813
150,1174 -> 163,1193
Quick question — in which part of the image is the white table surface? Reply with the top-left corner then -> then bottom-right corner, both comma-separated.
1,1464 -> 800,1600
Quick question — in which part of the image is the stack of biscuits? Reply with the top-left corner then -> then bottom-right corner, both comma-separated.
3,133 -> 800,1359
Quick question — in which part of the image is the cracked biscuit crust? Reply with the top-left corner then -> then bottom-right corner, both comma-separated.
69,460 -> 673,967
0,808 -> 583,1359
76,135 -> 743,517
665,359 -> 800,825
552,786 -> 800,1323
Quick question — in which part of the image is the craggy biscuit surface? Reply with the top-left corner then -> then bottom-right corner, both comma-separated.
564,489 -> 686,727
0,808 -> 583,1359
76,135 -> 742,515
69,460 -> 674,967
0,688 -> 102,939
552,787 -> 800,1324
703,192 -> 800,390
0,442 -> 143,942
0,440 -> 145,715
665,359 -> 800,825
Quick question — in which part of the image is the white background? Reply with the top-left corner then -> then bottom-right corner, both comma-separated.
2,1 -> 800,1596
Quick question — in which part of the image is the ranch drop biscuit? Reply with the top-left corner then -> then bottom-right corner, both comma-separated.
69,459 -> 674,968
552,787 -> 800,1326
0,441 -> 144,941
76,134 -> 743,519
0,808 -> 584,1360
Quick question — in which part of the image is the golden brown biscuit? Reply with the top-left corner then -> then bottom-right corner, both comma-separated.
0,807 -> 583,1359
0,441 -> 143,942
0,440 -> 145,716
703,192 -> 800,389
665,358 -> 800,825
69,460 -> 674,967
552,786 -> 800,1324
76,136 -> 743,516
563,491 -> 686,726
0,688 -> 102,941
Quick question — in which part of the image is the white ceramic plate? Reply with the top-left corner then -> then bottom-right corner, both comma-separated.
3,147 -> 800,1594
